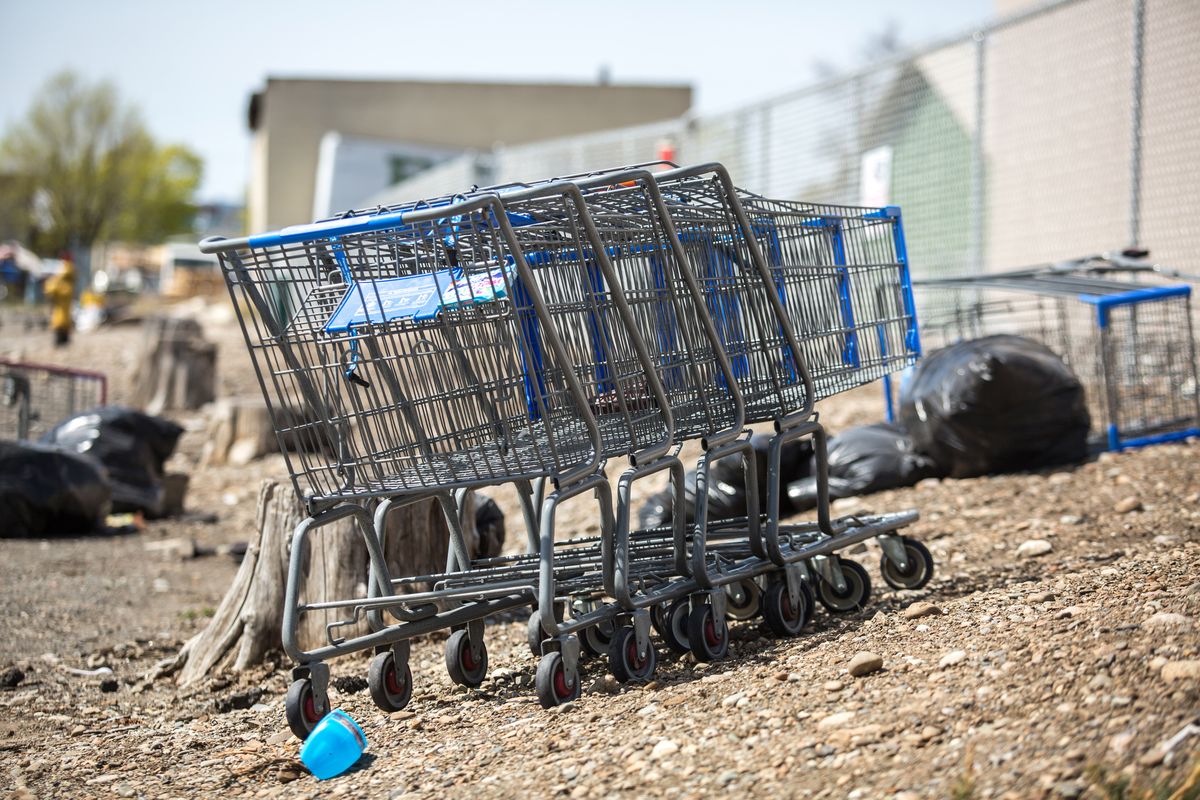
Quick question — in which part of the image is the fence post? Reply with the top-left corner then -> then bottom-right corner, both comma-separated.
968,30 -> 987,275
1129,0 -> 1146,248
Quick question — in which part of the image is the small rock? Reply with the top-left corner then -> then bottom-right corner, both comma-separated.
1143,612 -> 1192,630
215,687 -> 263,713
721,692 -> 745,707
278,766 -> 301,783
152,578 -> 171,593
1,666 -> 24,687
1027,591 -> 1056,604
391,710 -> 416,720
1053,780 -> 1085,799
939,650 -> 967,668
143,537 -> 197,560
1109,730 -> 1136,755
1017,539 -> 1053,558
267,728 -> 292,745
100,678 -> 119,693
1114,497 -> 1142,514
649,739 -> 679,760
115,785 -> 136,798
1059,514 -> 1083,525
818,711 -> 856,729
901,602 -> 942,620
823,680 -> 845,692
1161,661 -> 1200,682
847,652 -> 883,678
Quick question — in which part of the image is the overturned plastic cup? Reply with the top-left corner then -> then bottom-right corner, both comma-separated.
299,709 -> 367,780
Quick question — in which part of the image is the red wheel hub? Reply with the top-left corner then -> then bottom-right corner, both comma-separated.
385,663 -> 405,695
626,638 -> 644,670
461,641 -> 478,671
704,615 -> 722,647
553,665 -> 572,699
303,691 -> 320,723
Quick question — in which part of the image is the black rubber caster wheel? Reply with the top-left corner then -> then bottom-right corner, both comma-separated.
658,597 -> 691,654
368,650 -> 413,713
762,579 -> 813,637
816,558 -> 872,613
445,629 -> 488,688
725,578 -> 762,621
608,625 -> 657,683
535,651 -> 580,708
580,618 -> 615,658
687,602 -> 729,662
285,677 -> 326,741
880,537 -> 935,591
527,610 -> 548,658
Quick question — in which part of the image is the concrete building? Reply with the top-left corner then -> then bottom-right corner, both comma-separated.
247,78 -> 692,232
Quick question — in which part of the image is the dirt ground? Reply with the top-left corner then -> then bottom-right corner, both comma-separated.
3,305 -> 1200,800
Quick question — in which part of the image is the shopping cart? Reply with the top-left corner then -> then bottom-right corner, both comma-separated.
0,358 -> 107,441
202,193 -> 635,736
203,160 -> 936,730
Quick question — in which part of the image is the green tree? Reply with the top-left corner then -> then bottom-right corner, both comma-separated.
0,71 -> 203,284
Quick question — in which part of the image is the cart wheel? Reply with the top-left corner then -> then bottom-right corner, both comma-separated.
687,603 -> 729,662
527,610 -> 548,658
580,618 -> 615,658
368,650 -> 413,713
762,579 -> 813,637
607,626 -> 657,684
650,603 -> 668,638
285,677 -> 325,741
880,537 -> 935,591
725,578 -> 762,621
445,629 -> 488,688
816,558 -> 872,613
659,597 -> 691,654
535,652 -> 580,708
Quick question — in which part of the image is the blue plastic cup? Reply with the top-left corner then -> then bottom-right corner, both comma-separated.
299,709 -> 368,780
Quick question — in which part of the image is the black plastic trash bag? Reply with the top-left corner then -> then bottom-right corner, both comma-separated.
899,335 -> 1090,478
787,422 -> 942,509
40,406 -> 183,516
0,441 -> 112,537
474,494 -> 506,560
637,434 -> 814,528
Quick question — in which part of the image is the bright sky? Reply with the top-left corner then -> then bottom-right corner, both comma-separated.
0,0 -> 993,204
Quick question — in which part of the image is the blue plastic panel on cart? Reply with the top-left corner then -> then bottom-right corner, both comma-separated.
324,271 -> 454,332
323,264 -> 516,333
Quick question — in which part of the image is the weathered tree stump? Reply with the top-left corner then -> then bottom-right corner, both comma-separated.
202,397 -> 279,466
132,317 -> 217,414
167,479 -> 484,686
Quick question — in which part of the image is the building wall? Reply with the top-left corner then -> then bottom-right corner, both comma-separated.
250,79 -> 692,232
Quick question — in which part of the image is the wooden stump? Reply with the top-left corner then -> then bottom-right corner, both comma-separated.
132,317 -> 217,414
202,397 -> 280,466
167,479 -> 482,686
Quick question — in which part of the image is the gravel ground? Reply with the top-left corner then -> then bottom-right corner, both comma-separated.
3,314 -> 1200,799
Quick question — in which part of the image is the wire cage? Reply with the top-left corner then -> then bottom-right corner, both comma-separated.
0,358 -> 107,442
204,197 -> 619,509
734,195 -> 922,399
903,269 -> 1200,451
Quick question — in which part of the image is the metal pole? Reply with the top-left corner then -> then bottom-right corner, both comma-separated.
760,104 -> 772,195
1129,0 -> 1146,247
968,31 -> 987,275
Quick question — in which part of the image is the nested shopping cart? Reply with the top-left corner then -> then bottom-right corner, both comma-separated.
202,193 -> 650,737
204,159 -> 937,729
338,162 -> 933,684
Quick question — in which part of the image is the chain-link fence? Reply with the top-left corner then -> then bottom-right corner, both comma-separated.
372,0 -> 1198,280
